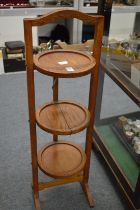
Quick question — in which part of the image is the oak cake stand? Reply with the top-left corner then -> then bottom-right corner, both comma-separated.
24,9 -> 104,210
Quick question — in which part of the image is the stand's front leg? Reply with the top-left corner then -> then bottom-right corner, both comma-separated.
33,193 -> 41,210
81,182 -> 94,208
82,132 -> 94,207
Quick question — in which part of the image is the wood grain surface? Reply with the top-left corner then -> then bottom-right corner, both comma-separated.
34,50 -> 96,78
38,141 -> 86,178
36,100 -> 90,135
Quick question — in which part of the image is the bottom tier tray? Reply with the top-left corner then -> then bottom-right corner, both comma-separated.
38,141 -> 86,178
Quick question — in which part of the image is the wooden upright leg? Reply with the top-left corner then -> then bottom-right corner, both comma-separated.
81,54 -> 101,206
84,131 -> 93,182
34,193 -> 41,210
82,129 -> 94,207
27,68 -> 41,210
30,122 -> 41,210
81,182 -> 94,208
52,77 -> 58,141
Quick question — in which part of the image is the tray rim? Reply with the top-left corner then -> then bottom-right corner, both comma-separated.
36,100 -> 90,135
37,140 -> 86,178
33,49 -> 96,78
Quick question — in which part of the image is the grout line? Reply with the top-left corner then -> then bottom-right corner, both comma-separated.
58,103 -> 72,135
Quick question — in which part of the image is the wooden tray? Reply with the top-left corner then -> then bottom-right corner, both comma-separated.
38,141 -> 86,178
36,100 -> 90,135
34,49 -> 96,78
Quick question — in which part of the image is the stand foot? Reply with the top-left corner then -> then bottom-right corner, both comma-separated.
81,182 -> 94,208
33,193 -> 41,210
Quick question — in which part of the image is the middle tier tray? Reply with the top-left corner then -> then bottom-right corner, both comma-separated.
36,100 -> 90,135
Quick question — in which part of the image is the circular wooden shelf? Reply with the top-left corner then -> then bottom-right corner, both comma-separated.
36,100 -> 90,135
34,49 -> 96,78
38,141 -> 86,178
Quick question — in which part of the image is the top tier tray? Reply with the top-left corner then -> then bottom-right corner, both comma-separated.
34,49 -> 96,78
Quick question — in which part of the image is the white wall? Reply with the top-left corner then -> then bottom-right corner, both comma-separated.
0,16 -> 76,46
0,16 -> 38,46
109,13 -> 136,41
